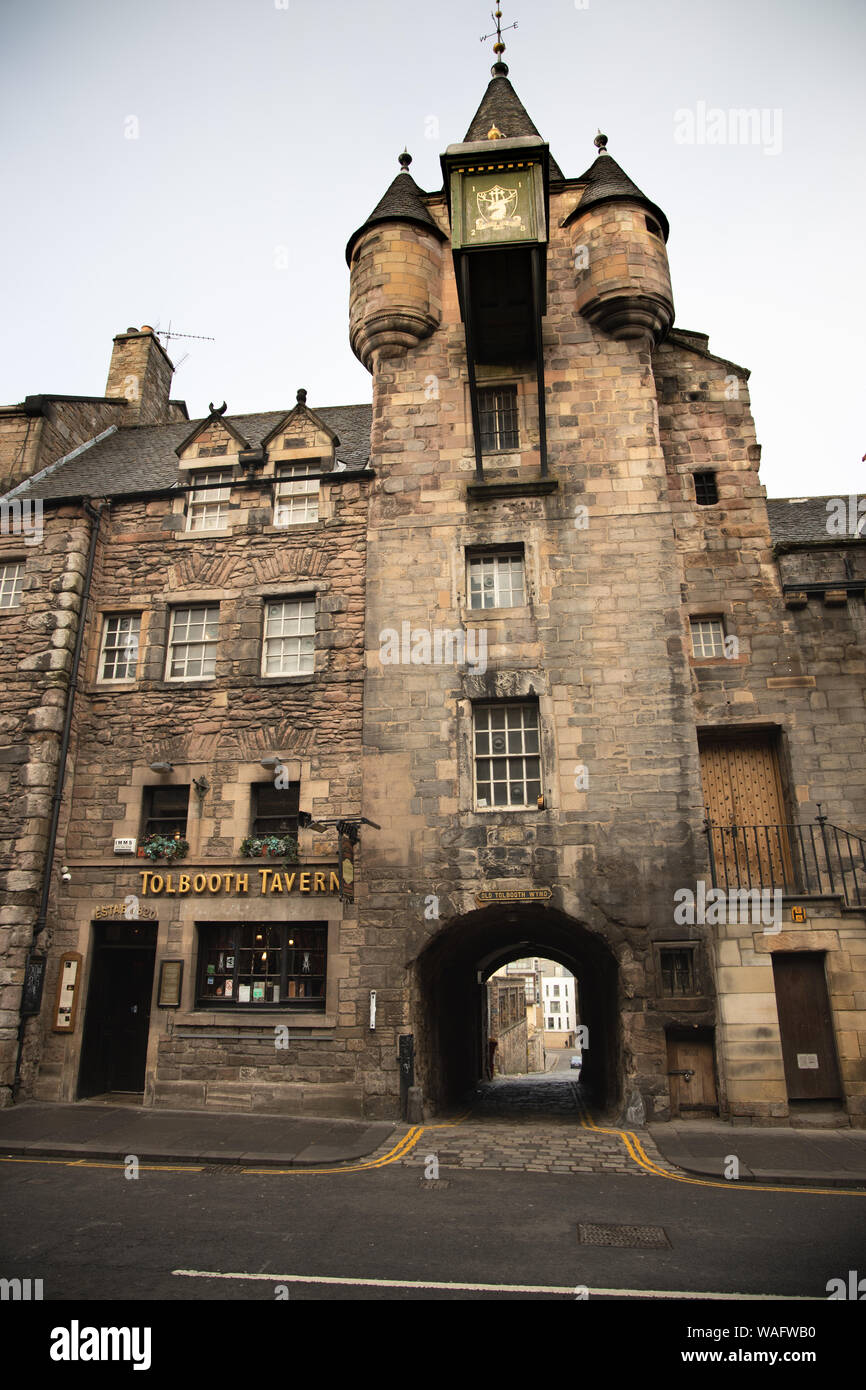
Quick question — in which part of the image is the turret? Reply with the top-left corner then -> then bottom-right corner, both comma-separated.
566,134 -> 674,346
346,152 -> 446,373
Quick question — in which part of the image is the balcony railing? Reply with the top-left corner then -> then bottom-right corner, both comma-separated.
704,808 -> 866,909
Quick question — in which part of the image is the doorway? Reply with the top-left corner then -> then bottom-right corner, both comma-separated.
78,922 -> 157,1098
666,1027 -> 718,1117
772,952 -> 843,1102
699,729 -> 793,887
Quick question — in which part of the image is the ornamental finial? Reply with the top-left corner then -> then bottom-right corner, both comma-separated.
481,5 -> 517,77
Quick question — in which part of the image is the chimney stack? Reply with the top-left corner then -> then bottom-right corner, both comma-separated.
105,325 -> 175,424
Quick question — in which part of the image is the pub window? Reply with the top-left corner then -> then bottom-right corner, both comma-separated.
690,616 -> 726,659
274,461 -> 320,526
467,548 -> 525,609
196,922 -> 327,1009
660,947 -> 697,997
166,604 -> 219,680
98,613 -> 141,682
262,596 -> 315,676
0,561 -> 24,609
693,470 -> 719,506
478,385 -> 519,452
186,469 -> 233,531
142,785 -> 189,839
251,781 -> 300,838
473,701 -> 541,810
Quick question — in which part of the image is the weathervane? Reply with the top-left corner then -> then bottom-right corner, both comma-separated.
480,5 -> 517,60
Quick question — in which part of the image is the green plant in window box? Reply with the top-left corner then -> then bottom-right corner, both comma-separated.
141,833 -> 190,862
239,834 -> 300,861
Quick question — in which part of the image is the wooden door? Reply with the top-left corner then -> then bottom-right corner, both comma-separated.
666,1031 -> 718,1116
772,952 -> 842,1101
700,733 -> 792,888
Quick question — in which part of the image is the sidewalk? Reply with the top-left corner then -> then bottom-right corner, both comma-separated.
0,1101 -> 395,1168
648,1119 -> 866,1188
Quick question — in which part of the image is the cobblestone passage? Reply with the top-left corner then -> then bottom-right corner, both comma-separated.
392,1074 -> 677,1177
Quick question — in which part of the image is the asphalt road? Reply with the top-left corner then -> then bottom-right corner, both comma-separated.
2,1153 -> 863,1302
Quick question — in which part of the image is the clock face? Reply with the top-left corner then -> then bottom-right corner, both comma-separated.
460,169 -> 536,246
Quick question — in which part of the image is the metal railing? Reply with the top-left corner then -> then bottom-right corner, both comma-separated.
703,807 -> 866,908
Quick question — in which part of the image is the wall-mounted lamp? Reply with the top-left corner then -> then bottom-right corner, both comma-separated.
149,760 -> 173,774
260,755 -> 281,770
193,775 -> 210,804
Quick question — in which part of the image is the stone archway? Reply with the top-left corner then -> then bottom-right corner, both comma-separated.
412,904 -> 620,1114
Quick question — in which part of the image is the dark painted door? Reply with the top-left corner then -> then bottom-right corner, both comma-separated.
772,952 -> 842,1101
79,930 -> 155,1096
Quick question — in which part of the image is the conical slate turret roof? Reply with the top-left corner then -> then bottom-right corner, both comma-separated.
462,70 -> 564,180
570,151 -> 669,240
345,162 -> 445,265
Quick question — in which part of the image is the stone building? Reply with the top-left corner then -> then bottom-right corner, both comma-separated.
1,55 -> 865,1125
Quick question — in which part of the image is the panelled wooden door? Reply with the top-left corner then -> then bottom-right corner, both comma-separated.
772,952 -> 843,1101
699,733 -> 793,888
666,1032 -> 718,1116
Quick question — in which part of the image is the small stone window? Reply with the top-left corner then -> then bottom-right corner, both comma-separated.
693,470 -> 719,506
0,561 -> 24,609
690,616 -> 726,659
142,785 -> 189,839
478,385 -> 519,452
645,216 -> 663,238
99,613 -> 141,682
251,781 -> 300,838
659,946 -> 697,997
467,548 -> 525,609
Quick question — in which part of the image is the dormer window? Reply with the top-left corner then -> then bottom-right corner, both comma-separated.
274,461 -> 320,527
186,469 -> 232,531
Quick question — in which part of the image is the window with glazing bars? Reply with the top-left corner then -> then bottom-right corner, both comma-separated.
262,597 -> 315,675
693,471 -> 719,505
0,562 -> 24,609
251,781 -> 300,837
186,470 -> 233,531
166,605 -> 219,679
197,922 -> 327,1008
274,462 -> 320,526
99,613 -> 140,681
473,703 -> 541,809
467,550 -> 525,609
660,947 -> 696,996
690,616 -> 726,659
478,385 -> 519,452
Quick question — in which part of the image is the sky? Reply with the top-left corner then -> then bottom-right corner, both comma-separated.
1,0 -> 863,498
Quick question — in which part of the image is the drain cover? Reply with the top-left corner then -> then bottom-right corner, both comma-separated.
578,1222 -> 670,1248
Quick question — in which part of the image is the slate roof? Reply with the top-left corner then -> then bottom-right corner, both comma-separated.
767,497 -> 850,547
569,152 -> 670,240
12,404 -> 373,503
462,72 -> 564,181
345,169 -> 444,264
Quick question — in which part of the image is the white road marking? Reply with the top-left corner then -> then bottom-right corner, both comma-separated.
171,1269 -> 818,1299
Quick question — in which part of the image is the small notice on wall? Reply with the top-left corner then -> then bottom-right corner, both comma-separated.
797,1053 -> 819,1069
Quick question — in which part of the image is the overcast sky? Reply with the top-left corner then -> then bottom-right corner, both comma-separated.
1,0 -> 863,498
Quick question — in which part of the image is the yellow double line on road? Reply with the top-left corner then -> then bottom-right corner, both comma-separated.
574,1094 -> 866,1198
2,1099 -> 863,1194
